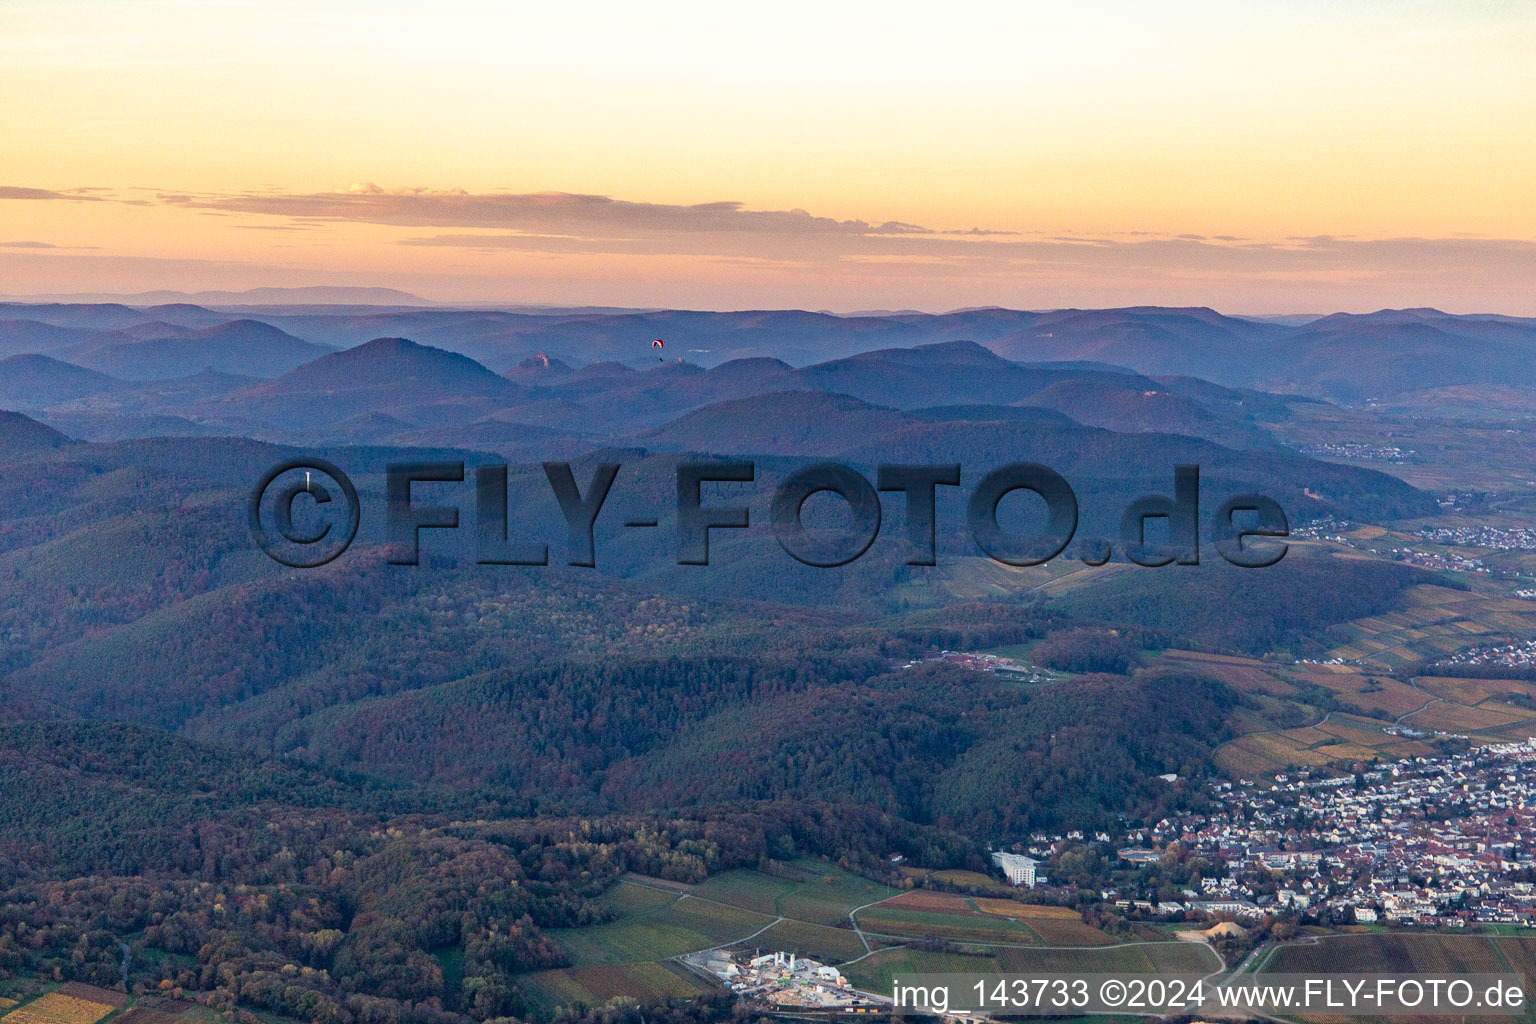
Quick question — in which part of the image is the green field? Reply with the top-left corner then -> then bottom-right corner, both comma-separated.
520,962 -> 710,1017
687,871 -> 797,915
1263,933 -> 1507,975
1259,933 -> 1536,1023
1480,924 -> 1536,936
842,946 -> 1003,991
931,868 -> 1016,893
857,905 -> 1040,944
687,858 -> 898,925
728,918 -> 870,964
546,884 -> 773,967
995,941 -> 1216,974
842,939 -> 1216,991
598,880 -> 680,915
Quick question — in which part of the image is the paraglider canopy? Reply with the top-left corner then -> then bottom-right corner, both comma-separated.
652,339 -> 665,361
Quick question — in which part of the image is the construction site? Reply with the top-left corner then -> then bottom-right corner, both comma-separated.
685,949 -> 878,1009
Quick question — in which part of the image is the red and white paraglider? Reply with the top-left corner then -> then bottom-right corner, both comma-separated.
652,338 -> 665,361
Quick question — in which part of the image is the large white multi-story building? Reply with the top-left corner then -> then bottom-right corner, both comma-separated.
992,850 -> 1038,887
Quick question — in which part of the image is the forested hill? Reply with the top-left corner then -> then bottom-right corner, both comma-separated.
0,719 -> 975,1023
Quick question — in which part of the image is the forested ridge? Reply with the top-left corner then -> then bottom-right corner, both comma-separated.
0,346 -> 1463,1024
0,722 -> 973,1024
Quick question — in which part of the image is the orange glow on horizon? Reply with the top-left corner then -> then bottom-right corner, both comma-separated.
2,0 -> 1534,311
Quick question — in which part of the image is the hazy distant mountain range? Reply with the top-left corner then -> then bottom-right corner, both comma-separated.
0,299 -> 1529,471
0,299 -> 1451,553
4,302 -> 1532,409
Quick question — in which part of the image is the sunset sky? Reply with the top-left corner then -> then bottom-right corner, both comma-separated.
3,0 -> 1534,312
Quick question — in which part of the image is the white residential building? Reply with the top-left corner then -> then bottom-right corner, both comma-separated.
992,850 -> 1039,887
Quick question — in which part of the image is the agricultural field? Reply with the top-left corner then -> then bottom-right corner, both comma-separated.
1299,671 -> 1442,718
1488,935 -> 1536,991
1009,916 -> 1117,947
545,883 -> 773,968
688,858 -> 897,926
843,939 -> 1215,991
931,869 -> 1014,892
597,879 -> 679,915
1400,699 -> 1536,735
1166,645 -> 1536,731
841,947 -> 1002,991
917,556 -> 1139,604
1324,585 -> 1536,670
881,890 -> 973,914
0,992 -> 120,1024
895,866 -> 1015,893
967,898 -> 1117,946
928,555 -> 1055,602
996,941 -> 1217,974
856,891 -> 1117,946
1213,656 -> 1536,777
972,898 -> 1072,918
684,871 -> 794,916
1416,676 -> 1536,706
1263,933 -> 1507,975
1215,712 -> 1435,776
48,991 -> 121,1012
112,1011 -> 182,1024
856,903 -> 1039,944
519,962 -> 709,1018
1265,934 -> 1532,1024
726,919 -> 869,964
0,1002 -> 16,1013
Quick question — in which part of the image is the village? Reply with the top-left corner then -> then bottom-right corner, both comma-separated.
1021,737 -> 1536,929
1444,637 -> 1536,669
1297,441 -> 1417,463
